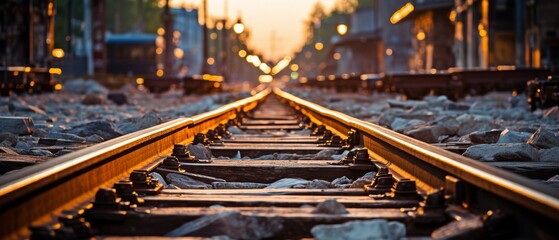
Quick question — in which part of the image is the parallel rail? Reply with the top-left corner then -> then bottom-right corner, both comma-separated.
0,89 -> 270,238
276,89 -> 559,229
0,87 -> 557,238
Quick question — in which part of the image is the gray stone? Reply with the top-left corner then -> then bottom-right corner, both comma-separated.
188,144 -> 212,159
539,147 -> 559,162
265,178 -> 310,189
425,95 -> 451,106
150,172 -> 169,188
349,179 -> 371,188
0,132 -> 18,147
117,111 -> 163,134
165,211 -> 283,239
54,149 -> 74,156
81,93 -> 107,105
212,182 -> 269,189
468,129 -> 502,144
331,150 -> 349,161
0,116 -> 35,135
357,171 -> 377,181
32,128 -> 48,138
311,219 -> 406,240
431,115 -> 460,136
463,143 -> 539,162
85,134 -> 104,143
166,173 -> 212,189
107,92 -> 128,105
312,199 -> 348,214
313,149 -> 338,160
444,102 -> 471,111
31,149 -> 54,157
527,128 -> 559,149
405,126 -> 439,143
456,114 -> 501,137
15,141 -> 33,152
68,121 -> 123,140
497,129 -> 532,144
63,79 -> 107,94
306,179 -> 331,189
46,132 -> 86,143
405,116 -> 460,143
391,118 -> 426,133
8,99 -> 46,115
548,175 -> 559,182
377,109 -> 406,127
387,99 -> 428,109
331,176 -> 352,188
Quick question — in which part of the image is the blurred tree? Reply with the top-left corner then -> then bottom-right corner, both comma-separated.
303,2 -> 326,44
333,0 -> 358,13
106,0 -> 161,33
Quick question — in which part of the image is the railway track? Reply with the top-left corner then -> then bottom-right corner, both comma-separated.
1,88 -> 558,239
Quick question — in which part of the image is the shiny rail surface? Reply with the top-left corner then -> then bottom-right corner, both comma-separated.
0,89 -> 271,238
0,87 -> 557,239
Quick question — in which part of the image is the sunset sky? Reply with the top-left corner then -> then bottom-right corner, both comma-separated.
169,0 -> 337,61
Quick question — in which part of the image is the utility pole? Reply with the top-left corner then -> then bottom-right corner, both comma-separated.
201,0 -> 209,74
84,0 -> 93,75
162,0 -> 174,75
66,0 -> 73,58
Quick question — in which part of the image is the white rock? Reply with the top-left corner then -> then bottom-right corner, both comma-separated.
311,219 -> 406,240
165,211 -> 283,239
312,199 -> 348,214
212,182 -> 269,189
166,173 -> 212,189
265,178 -> 310,189
306,179 -> 331,189
331,176 -> 352,188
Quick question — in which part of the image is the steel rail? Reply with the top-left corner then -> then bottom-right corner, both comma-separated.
0,88 -> 271,239
274,88 -> 559,224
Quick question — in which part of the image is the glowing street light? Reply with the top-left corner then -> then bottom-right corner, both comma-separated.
336,24 -> 348,35
52,48 -> 65,58
233,19 -> 245,34
315,42 -> 324,51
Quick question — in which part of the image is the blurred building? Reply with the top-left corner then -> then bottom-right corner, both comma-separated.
452,0 -> 558,69
309,0 -> 558,78
171,8 -> 202,76
0,0 -> 55,68
326,3 -> 382,75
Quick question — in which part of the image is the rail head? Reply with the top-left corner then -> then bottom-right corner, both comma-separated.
274,87 -> 559,222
